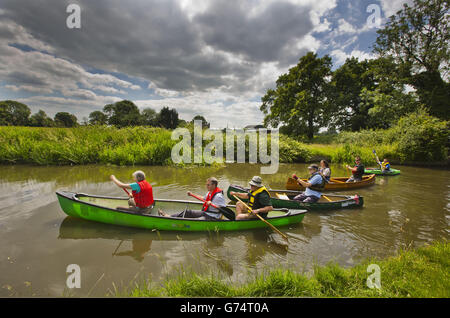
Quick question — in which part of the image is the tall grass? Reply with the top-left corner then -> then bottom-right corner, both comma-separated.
122,240 -> 449,298
0,126 -> 176,165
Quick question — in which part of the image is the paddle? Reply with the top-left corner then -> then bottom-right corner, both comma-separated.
188,192 -> 236,221
330,178 -> 346,184
372,149 -> 382,170
233,195 -> 289,242
123,188 -> 132,197
322,195 -> 332,202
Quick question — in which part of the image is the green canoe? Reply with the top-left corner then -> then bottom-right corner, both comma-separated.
364,168 -> 401,176
227,185 -> 364,211
56,191 -> 307,232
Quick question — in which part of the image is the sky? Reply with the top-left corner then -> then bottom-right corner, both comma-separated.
0,0 -> 412,128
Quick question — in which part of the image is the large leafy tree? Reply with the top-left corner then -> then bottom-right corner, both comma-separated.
191,115 -> 210,128
260,52 -> 332,139
88,110 -> 108,126
54,112 -> 78,127
29,110 -> 54,127
157,106 -> 179,129
141,108 -> 158,126
0,100 -> 31,126
103,100 -> 141,128
374,0 -> 449,119
330,58 -> 376,131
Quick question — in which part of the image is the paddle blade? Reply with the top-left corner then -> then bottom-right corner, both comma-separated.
219,207 -> 236,221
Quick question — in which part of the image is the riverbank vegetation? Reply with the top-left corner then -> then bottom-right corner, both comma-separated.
118,240 -> 449,297
0,109 -> 448,166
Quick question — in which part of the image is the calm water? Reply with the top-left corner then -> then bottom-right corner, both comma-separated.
0,164 -> 448,296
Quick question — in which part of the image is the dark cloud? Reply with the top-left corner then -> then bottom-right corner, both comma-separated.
0,0 -> 316,93
195,0 -> 313,61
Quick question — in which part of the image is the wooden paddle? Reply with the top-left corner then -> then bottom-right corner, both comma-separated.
322,195 -> 332,202
330,178 -> 346,184
123,188 -> 132,197
233,195 -> 288,242
188,192 -> 236,220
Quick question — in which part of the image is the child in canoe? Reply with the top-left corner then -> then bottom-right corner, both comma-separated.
110,171 -> 155,213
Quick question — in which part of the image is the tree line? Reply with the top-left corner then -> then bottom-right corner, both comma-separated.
0,99 -> 210,129
261,0 -> 449,139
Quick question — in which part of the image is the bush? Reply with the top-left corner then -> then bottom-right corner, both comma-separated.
393,110 -> 449,162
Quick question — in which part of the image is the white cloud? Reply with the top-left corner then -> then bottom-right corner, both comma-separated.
331,49 -> 375,66
380,0 -> 413,19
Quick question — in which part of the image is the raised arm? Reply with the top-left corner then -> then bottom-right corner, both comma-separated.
110,175 -> 132,189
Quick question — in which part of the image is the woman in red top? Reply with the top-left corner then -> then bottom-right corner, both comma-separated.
110,170 -> 154,213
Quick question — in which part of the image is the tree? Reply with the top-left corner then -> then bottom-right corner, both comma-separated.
88,110 -> 108,125
29,110 -> 54,127
374,0 -> 449,119
103,100 -> 141,128
329,58 -> 376,131
0,100 -> 31,126
54,112 -> 78,127
157,107 -> 179,129
141,108 -> 158,126
191,115 -> 210,128
260,52 -> 333,139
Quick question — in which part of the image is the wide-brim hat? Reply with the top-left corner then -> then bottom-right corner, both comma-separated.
249,176 -> 263,187
308,164 -> 319,170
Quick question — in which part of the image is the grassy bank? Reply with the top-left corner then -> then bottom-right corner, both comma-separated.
0,116 -> 448,166
120,241 -> 449,297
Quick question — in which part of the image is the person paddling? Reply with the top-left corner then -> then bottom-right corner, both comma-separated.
111,171 -> 155,213
292,164 -> 325,203
229,176 -> 273,220
345,156 -> 365,182
158,177 -> 226,220
375,154 -> 391,172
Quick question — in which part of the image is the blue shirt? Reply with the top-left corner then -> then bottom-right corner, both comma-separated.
305,174 -> 322,198
130,183 -> 141,193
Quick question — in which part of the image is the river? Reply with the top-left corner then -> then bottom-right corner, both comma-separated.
0,163 -> 448,296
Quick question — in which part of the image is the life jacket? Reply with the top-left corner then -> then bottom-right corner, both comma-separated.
202,187 -> 223,212
352,164 -> 364,178
248,186 -> 271,210
382,161 -> 390,170
308,172 -> 326,192
132,180 -> 154,208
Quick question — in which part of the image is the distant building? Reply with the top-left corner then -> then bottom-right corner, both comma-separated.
244,125 -> 265,130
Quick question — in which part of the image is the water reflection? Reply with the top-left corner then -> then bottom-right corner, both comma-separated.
0,163 -> 448,296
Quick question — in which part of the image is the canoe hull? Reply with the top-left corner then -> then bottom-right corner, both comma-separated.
56,191 -> 307,232
285,174 -> 376,191
227,185 -> 364,210
364,168 -> 400,176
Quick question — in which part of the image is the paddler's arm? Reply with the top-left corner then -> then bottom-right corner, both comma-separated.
110,175 -> 132,189
253,205 -> 273,214
229,191 -> 249,199
297,179 -> 312,188
345,165 -> 357,172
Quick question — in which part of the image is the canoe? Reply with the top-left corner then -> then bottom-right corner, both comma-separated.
56,191 -> 307,232
364,168 -> 401,176
285,174 -> 376,191
227,185 -> 364,211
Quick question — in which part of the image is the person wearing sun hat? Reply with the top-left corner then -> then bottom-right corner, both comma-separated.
229,176 -> 273,220
292,164 -> 325,203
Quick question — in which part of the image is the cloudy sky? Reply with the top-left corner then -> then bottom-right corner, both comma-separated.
0,0 -> 411,128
